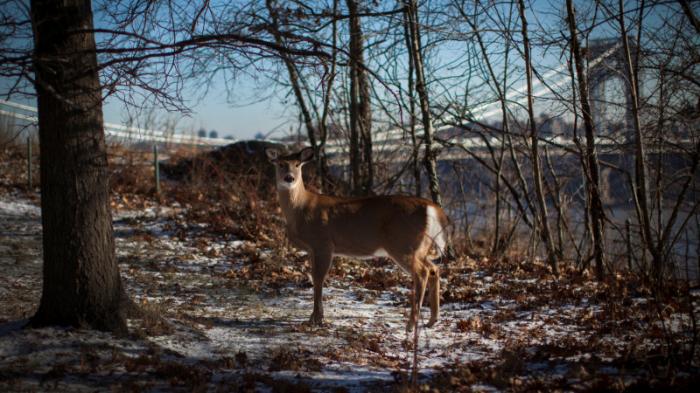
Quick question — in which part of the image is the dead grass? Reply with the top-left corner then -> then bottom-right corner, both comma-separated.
0,139 -> 38,196
268,347 -> 323,372
128,301 -> 174,338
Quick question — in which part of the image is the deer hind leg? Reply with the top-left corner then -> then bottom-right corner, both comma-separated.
309,248 -> 333,326
425,261 -> 440,328
407,259 -> 430,333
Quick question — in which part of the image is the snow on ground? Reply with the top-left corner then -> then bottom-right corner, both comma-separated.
0,193 -> 696,391
0,199 -> 40,217
0,194 -> 42,322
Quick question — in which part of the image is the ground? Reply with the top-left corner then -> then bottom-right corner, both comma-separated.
1,190 -> 698,392
0,145 -> 698,392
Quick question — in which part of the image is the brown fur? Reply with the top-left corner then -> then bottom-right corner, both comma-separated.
267,147 -> 447,330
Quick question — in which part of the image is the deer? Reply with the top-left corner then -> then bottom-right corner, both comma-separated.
265,146 -> 449,331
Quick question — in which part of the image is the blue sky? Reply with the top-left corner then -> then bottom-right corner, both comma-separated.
102,84 -> 288,140
93,0 -> 642,140
1,0 -> 684,140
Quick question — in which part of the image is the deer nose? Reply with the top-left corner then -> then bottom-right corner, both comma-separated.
284,174 -> 295,183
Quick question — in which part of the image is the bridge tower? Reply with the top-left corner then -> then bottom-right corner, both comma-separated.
585,37 -> 640,137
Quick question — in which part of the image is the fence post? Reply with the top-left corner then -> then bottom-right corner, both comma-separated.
27,136 -> 32,189
153,144 -> 160,195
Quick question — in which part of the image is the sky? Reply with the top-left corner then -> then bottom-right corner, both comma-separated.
1,0 -> 686,141
99,0 -> 562,141
102,86 -> 289,140
0,59 -> 290,140
94,0 -> 651,141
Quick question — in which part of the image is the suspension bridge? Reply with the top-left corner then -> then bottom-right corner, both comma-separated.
0,99 -> 233,147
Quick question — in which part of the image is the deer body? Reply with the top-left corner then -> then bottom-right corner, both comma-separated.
267,147 -> 448,330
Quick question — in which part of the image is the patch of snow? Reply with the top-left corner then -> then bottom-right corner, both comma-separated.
0,198 -> 40,217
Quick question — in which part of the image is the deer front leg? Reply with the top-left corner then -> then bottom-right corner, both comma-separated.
407,262 -> 430,332
426,262 -> 440,328
309,248 -> 333,326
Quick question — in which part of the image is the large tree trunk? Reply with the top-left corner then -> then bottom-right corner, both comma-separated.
29,0 -> 128,334
347,0 -> 373,195
517,0 -> 558,274
566,0 -> 606,280
405,0 -> 442,206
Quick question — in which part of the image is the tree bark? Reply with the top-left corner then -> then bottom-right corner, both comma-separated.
566,0 -> 606,280
517,0 -> 558,274
29,0 -> 128,334
401,4 -> 422,198
347,0 -> 373,195
405,0 -> 442,206
317,0 -> 340,193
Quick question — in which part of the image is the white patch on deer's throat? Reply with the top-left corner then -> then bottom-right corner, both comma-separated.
426,205 -> 446,254
277,180 -> 299,190
373,248 -> 389,258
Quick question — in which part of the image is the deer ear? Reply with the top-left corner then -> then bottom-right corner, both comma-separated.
265,148 -> 279,162
299,147 -> 314,163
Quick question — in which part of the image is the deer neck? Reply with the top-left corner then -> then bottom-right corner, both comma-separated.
277,181 -> 311,219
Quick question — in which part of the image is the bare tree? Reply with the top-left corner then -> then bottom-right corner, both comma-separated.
265,0 -> 338,191
401,2 -> 422,197
566,0 -> 606,280
29,0 -> 130,333
454,0 -> 520,258
347,0 -> 374,195
266,0 -> 319,152
616,0 -> 657,281
404,0 -> 442,206
517,0 -> 558,273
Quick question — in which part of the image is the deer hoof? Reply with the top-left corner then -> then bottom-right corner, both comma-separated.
426,317 -> 438,328
406,319 -> 416,333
